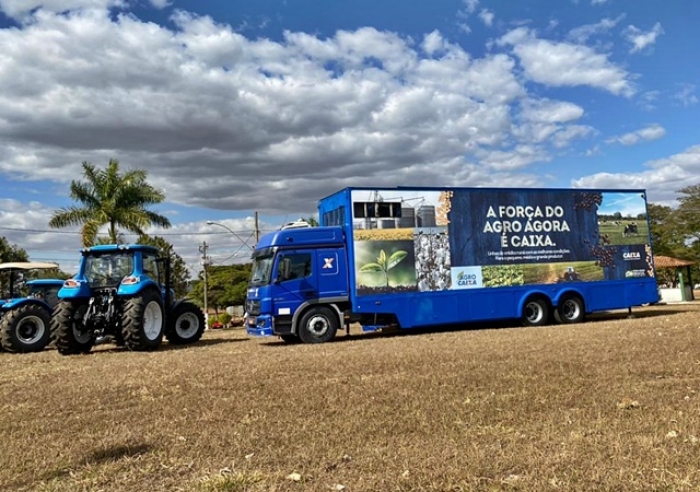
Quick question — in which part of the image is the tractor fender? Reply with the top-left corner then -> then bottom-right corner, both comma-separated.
1,298 -> 53,312
117,278 -> 162,298
58,279 -> 92,299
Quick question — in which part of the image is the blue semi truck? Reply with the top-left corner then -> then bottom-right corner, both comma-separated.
245,187 -> 659,343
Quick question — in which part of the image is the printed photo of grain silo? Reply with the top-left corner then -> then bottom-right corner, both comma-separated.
350,189 -> 453,294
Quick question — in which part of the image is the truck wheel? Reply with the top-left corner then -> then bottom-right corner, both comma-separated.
557,295 -> 585,324
522,297 -> 549,327
121,290 -> 164,351
52,300 -> 95,355
298,306 -> 338,344
0,304 -> 51,353
165,302 -> 205,345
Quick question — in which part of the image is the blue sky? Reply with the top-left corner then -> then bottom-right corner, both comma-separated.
0,0 -> 698,273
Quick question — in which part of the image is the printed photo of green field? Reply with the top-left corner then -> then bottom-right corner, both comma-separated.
482,265 -> 524,287
522,261 -> 604,284
482,261 -> 604,287
598,219 -> 649,246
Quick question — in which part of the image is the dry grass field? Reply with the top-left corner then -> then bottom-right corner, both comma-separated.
2,304 -> 700,492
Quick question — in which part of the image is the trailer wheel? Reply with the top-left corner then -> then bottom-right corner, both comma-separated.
121,289 -> 164,351
557,295 -> 585,324
522,297 -> 549,327
298,306 -> 338,344
165,302 -> 205,345
0,304 -> 51,353
52,300 -> 95,355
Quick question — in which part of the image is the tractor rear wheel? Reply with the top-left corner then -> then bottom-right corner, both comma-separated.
0,303 -> 51,353
121,290 -> 164,351
52,300 -> 95,355
165,302 -> 205,345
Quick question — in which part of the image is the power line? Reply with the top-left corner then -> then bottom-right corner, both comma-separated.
0,226 -> 278,236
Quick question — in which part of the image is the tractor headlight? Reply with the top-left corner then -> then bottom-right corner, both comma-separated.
63,279 -> 80,288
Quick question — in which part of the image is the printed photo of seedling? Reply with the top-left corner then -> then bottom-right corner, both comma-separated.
360,249 -> 408,287
354,240 -> 417,295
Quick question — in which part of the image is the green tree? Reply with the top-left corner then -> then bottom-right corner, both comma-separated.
189,263 -> 252,312
303,216 -> 319,226
49,159 -> 171,246
0,237 -> 29,296
647,203 -> 685,257
0,236 -> 29,263
676,184 -> 700,243
136,234 -> 191,299
0,238 -> 70,295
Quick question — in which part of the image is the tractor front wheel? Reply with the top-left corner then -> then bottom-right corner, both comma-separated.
165,302 -> 205,345
121,290 -> 165,351
0,303 -> 51,353
52,300 -> 95,355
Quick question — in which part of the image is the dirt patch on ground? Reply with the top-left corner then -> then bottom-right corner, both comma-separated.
1,303 -> 700,491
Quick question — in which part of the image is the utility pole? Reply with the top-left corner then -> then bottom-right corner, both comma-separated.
199,241 -> 210,326
254,211 -> 260,244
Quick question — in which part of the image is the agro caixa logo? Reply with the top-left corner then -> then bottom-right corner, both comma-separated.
450,266 -> 483,289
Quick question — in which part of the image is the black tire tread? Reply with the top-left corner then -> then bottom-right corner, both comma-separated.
298,306 -> 338,344
0,303 -> 51,353
165,301 -> 205,345
557,295 -> 585,324
121,289 -> 164,351
52,300 -> 94,355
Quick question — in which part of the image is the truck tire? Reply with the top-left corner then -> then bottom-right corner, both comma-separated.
522,297 -> 549,327
52,300 -> 96,355
0,304 -> 51,353
557,295 -> 585,324
298,306 -> 338,344
165,302 -> 205,345
121,290 -> 164,351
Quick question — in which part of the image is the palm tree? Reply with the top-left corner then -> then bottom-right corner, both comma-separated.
49,159 -> 171,246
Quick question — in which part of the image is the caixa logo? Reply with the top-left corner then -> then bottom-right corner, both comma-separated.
457,271 -> 478,286
623,252 -> 641,260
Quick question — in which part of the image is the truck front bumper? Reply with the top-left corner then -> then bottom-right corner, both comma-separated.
245,314 -> 274,337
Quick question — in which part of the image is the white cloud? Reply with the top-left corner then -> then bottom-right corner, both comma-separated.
0,0 -> 125,19
674,83 -> 698,107
573,144 -> 700,204
497,27 -> 635,96
606,124 -> 666,146
0,9 -> 569,216
624,22 -> 663,54
521,98 -> 584,123
567,15 -> 625,43
462,0 -> 478,15
422,30 -> 445,55
478,9 -> 494,27
637,90 -> 660,111
149,0 -> 169,8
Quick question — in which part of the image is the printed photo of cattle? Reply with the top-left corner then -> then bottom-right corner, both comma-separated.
596,192 -> 650,246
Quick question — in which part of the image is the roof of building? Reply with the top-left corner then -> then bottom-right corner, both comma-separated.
654,255 -> 695,268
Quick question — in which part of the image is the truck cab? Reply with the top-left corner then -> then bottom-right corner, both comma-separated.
245,227 -> 349,343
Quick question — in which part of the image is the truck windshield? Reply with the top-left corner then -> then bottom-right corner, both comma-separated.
250,255 -> 274,286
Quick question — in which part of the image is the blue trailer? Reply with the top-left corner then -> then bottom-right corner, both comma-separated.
245,187 -> 659,343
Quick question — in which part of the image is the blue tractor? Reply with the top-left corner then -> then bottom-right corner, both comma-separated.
0,262 -> 62,353
51,244 -> 205,354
